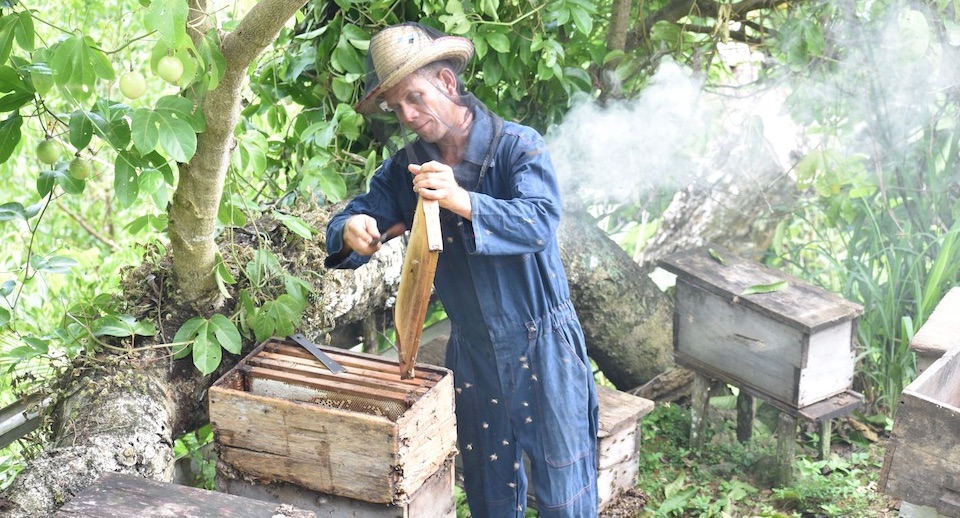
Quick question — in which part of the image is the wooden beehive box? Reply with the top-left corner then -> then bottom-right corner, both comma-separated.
596,385 -> 654,511
658,246 -> 863,412
880,344 -> 960,517
209,337 -> 456,505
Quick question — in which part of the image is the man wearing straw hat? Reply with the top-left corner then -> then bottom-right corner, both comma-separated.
324,22 -> 599,517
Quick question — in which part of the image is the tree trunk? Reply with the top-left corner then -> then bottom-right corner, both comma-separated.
168,0 -> 308,306
559,210 -> 675,389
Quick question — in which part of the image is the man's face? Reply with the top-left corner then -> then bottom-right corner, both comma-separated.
382,70 -> 457,143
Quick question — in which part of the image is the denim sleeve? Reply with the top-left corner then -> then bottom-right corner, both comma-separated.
324,157 -> 411,269
465,127 -> 563,256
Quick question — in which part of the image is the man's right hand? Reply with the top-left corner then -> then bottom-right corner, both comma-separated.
342,215 -> 405,256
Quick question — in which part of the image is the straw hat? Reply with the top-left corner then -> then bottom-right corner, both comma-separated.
356,23 -> 474,114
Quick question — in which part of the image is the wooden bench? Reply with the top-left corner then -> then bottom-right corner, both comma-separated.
55,472 -> 315,518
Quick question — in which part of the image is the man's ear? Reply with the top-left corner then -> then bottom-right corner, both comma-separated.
437,67 -> 459,95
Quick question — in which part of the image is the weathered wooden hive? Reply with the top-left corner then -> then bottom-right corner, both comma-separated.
880,290 -> 960,518
658,245 -> 864,412
208,337 -> 456,507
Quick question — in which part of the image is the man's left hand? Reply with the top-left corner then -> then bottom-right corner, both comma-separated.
409,161 -> 472,220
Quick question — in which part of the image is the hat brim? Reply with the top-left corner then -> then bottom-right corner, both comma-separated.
355,37 -> 474,115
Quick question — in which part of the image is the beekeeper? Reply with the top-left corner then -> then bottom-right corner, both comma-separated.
324,21 -> 599,518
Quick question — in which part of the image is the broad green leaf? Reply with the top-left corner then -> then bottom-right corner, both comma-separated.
0,113 -> 21,163
131,108 -> 161,154
156,112 -> 196,162
317,168 -> 347,202
145,0 -> 189,47
14,11 -> 34,52
0,306 -> 9,327
740,280 -> 788,296
30,254 -> 79,274
209,313 -> 241,354
69,110 -> 106,150
485,33 -> 510,53
0,279 -> 14,296
156,95 -> 204,132
0,65 -> 26,92
172,316 -> 205,358
273,211 -> 314,239
0,201 -> 25,221
192,329 -> 221,375
114,152 -> 140,207
570,7 -> 594,35
90,315 -> 138,337
199,28 -> 226,90
138,169 -> 165,194
51,35 -> 115,91
56,168 -> 86,195
0,91 -> 31,112
0,16 -> 17,65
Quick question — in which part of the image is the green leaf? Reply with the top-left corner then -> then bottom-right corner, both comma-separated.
90,315 -> 142,337
317,168 -> 347,202
0,201 -> 25,221
156,111 -> 197,162
273,211 -> 315,239
740,280 -> 788,296
0,65 -> 27,92
145,0 -> 189,47
156,95 -> 205,132
114,152 -> 140,207
172,316 -> 205,358
0,306 -> 9,327
56,168 -> 86,195
131,108 -> 161,154
0,91 -> 32,112
69,110 -> 106,150
30,254 -> 79,274
193,330 -> 221,375
199,28 -> 226,90
14,11 -> 34,52
51,35 -> 115,91
138,169 -> 165,194
485,33 -> 510,53
209,313 -> 241,355
0,113 -> 22,163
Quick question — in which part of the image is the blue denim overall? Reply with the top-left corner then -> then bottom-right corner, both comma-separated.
326,103 -> 599,517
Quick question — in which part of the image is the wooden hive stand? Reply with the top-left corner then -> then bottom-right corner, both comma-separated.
658,245 -> 864,485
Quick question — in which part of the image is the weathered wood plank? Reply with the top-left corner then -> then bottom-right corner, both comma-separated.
55,472 -> 313,518
910,287 -> 960,370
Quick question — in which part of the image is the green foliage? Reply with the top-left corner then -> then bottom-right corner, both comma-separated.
638,403 -> 890,517
770,0 -> 960,415
172,424 -> 216,490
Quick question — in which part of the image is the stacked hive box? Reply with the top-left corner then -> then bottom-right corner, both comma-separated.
209,337 -> 457,516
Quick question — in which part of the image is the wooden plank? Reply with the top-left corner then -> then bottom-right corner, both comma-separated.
241,366 -> 415,405
736,391 -> 755,443
251,351 -> 434,394
797,322 -> 856,407
658,245 -> 863,333
797,390 -> 864,422
209,386 -> 400,502
219,457 -> 455,518
55,472 -> 313,518
597,385 -> 654,437
689,372 -> 711,450
911,287 -> 960,357
264,341 -> 446,384
776,413 -> 797,485
395,196 -> 442,379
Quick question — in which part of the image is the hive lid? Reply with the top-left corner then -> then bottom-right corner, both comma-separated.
658,245 -> 863,333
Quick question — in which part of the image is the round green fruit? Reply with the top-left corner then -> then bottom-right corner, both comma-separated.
157,55 -> 184,84
36,139 -> 60,165
69,158 -> 92,180
119,70 -> 147,99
